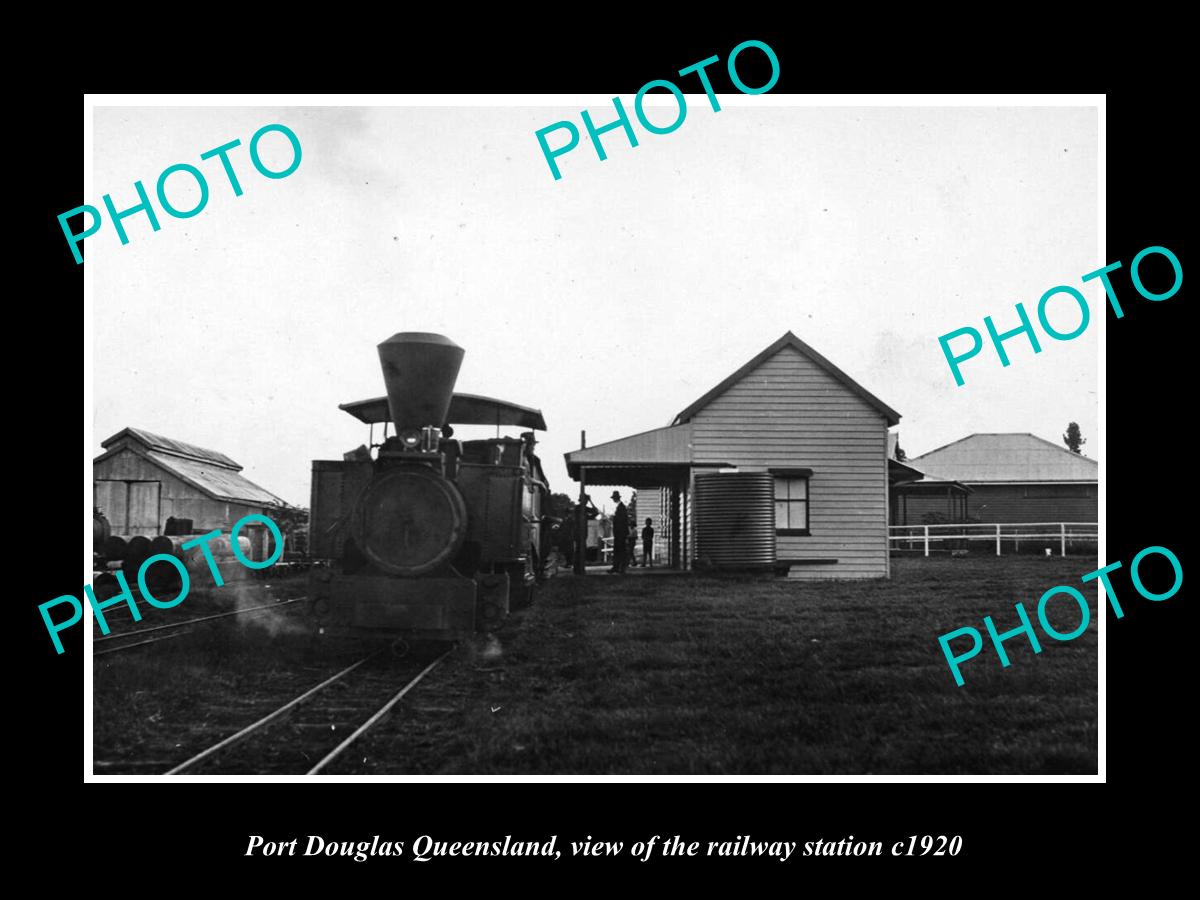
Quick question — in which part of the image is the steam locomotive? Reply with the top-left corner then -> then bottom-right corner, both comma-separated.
308,333 -> 552,641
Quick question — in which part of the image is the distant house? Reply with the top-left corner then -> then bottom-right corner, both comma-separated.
566,331 -> 901,579
905,433 -> 1098,524
93,427 -> 287,557
887,434 -> 972,527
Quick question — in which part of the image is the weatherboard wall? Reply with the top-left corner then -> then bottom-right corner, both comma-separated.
965,483 -> 1097,524
686,344 -> 890,579
94,448 -> 274,538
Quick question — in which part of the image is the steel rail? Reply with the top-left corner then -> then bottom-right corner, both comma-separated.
95,631 -> 188,656
306,647 -> 455,775
94,598 -> 305,644
164,653 -> 379,775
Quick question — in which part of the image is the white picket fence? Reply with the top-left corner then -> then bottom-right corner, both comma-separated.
889,522 -> 1098,557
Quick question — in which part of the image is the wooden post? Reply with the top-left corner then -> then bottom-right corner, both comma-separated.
575,463 -> 588,575
670,485 -> 682,568
995,523 -> 1001,556
1060,522 -> 1066,557
924,524 -> 930,557
686,480 -> 696,571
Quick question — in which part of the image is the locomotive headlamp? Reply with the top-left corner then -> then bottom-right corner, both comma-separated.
399,427 -> 423,448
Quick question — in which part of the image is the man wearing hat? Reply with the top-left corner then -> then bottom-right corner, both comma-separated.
610,490 -> 630,574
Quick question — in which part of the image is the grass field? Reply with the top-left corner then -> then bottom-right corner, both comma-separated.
93,556 -> 1098,775
348,554 -> 1098,774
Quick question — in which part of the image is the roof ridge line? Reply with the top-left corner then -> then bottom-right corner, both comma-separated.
150,446 -> 242,471
672,331 -> 900,427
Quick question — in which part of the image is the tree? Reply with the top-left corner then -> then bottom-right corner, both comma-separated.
547,492 -> 575,519
1063,422 -> 1086,454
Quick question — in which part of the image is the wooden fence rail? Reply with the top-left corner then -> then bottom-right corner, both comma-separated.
888,522 -> 1099,557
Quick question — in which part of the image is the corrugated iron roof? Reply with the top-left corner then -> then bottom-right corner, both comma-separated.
910,433 -> 1098,483
144,451 -> 286,507
102,427 -> 240,469
96,427 -> 286,507
567,424 -> 694,465
565,425 -> 699,484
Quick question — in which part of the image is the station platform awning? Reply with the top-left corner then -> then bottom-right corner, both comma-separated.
565,424 -> 722,571
564,424 -> 731,488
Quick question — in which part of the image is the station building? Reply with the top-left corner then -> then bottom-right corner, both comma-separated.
565,332 -> 905,579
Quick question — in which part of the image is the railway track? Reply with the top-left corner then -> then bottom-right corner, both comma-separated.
163,645 -> 455,775
93,598 -> 307,656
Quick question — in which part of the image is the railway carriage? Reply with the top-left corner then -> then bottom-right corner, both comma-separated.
308,332 -> 552,642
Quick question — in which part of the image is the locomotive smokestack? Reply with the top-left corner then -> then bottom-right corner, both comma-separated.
377,332 -> 465,434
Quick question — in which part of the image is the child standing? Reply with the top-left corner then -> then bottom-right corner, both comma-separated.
641,518 -> 655,568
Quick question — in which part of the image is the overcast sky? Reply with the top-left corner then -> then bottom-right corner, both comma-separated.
92,103 -> 1098,508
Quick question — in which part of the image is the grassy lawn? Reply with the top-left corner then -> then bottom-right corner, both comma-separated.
92,556 -> 1098,775
349,555 -> 1098,775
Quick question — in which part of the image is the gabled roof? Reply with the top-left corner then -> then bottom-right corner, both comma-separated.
101,427 -> 240,468
94,428 -> 287,507
672,331 -> 901,427
910,433 -> 1098,484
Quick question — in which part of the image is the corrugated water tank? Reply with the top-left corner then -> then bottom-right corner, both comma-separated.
692,472 -> 777,569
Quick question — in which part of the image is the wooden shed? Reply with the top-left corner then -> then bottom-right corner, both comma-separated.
905,433 -> 1098,524
566,331 -> 901,579
93,427 -> 288,558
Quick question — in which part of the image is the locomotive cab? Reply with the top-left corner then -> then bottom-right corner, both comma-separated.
308,333 -> 549,642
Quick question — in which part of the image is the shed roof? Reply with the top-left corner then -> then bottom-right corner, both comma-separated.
95,428 -> 287,507
144,451 -> 287,506
672,331 -> 901,427
910,433 -> 1098,484
101,427 -> 240,468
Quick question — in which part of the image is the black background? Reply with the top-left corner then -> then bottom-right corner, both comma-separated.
23,25 -> 1188,886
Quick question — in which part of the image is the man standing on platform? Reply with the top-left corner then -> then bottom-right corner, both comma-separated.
610,490 -> 630,574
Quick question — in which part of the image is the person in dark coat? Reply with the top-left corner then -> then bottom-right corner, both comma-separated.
610,490 -> 630,574
642,518 -> 655,568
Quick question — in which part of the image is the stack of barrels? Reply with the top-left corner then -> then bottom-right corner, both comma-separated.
94,526 -> 254,597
